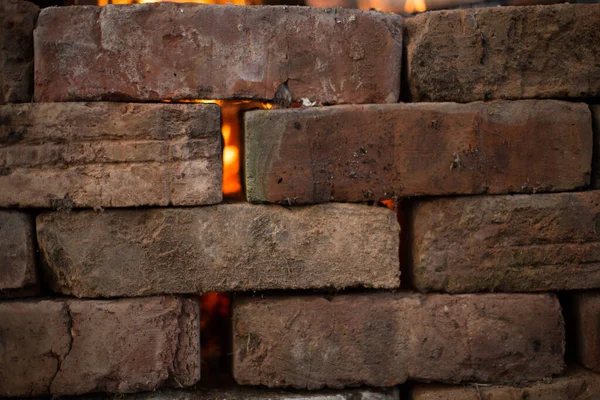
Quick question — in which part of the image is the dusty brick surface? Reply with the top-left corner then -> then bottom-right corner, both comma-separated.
0,296 -> 200,397
73,387 -> 399,400
411,366 -> 600,400
34,4 -> 402,104
572,292 -> 600,373
0,0 -> 38,104
404,4 -> 600,102
245,100 -> 591,204
411,191 -> 600,293
37,203 -> 399,297
0,211 -> 37,295
232,293 -> 564,388
0,103 -> 222,208
592,106 -> 600,189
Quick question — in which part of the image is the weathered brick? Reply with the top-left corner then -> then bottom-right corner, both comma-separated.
245,100 -> 591,204
404,4 -> 600,102
411,366 -> 600,400
34,4 -> 402,104
0,211 -> 37,296
411,191 -> 600,293
0,103 -> 222,208
232,293 -> 564,388
592,106 -> 600,189
571,291 -> 600,373
37,203 -> 399,297
0,0 -> 38,104
0,296 -> 200,397
73,387 -> 399,400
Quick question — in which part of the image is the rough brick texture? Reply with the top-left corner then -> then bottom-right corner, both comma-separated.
37,203 -> 399,297
411,191 -> 600,293
0,0 -> 38,104
411,366 -> 600,400
0,211 -> 37,296
232,293 -> 564,388
34,4 -> 402,104
592,105 -> 600,188
0,103 -> 222,208
74,387 -> 399,400
0,296 -> 200,397
404,4 -> 600,102
571,292 -> 600,373
245,100 -> 591,204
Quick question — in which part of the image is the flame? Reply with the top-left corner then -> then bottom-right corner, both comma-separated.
404,0 -> 426,13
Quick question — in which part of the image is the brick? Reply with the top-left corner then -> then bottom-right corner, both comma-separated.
0,103 -> 222,208
0,296 -> 200,397
74,387 -> 399,400
411,366 -> 600,400
571,291 -> 600,373
592,106 -> 600,189
34,4 -> 402,104
411,191 -> 600,293
404,4 -> 600,102
37,203 -> 399,297
245,100 -> 591,204
0,211 -> 37,296
0,0 -> 38,104
232,293 -> 564,388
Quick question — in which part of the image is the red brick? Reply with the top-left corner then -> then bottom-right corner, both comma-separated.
0,296 -> 200,397
571,291 -> 600,373
411,366 -> 600,400
34,4 -> 402,104
404,4 -> 600,102
0,0 -> 38,104
36,203 -> 400,297
0,103 -> 222,208
411,191 -> 600,293
232,293 -> 564,388
0,211 -> 37,296
245,100 -> 591,204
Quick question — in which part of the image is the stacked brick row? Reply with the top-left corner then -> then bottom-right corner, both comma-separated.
1,0 -> 600,399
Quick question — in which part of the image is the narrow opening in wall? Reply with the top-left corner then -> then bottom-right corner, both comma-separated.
198,292 -> 234,385
165,100 -> 271,200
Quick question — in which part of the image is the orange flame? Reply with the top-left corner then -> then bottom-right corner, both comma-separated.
404,0 -> 426,13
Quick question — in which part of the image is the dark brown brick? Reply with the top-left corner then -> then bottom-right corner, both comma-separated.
0,296 -> 200,397
571,291 -> 600,373
34,4 -> 402,104
0,211 -> 37,296
591,105 -> 600,189
411,191 -> 600,293
37,203 -> 400,297
0,103 -> 221,208
232,293 -> 564,388
411,366 -> 600,400
404,4 -> 600,102
0,0 -> 38,104
245,100 -> 591,204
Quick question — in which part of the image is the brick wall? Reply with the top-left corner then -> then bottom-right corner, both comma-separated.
1,1 -> 599,399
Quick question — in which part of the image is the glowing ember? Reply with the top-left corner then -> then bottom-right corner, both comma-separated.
404,0 -> 427,13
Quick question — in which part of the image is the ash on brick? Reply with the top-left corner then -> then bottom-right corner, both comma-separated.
245,100 -> 591,204
411,191 -> 600,293
36,203 -> 400,297
404,4 -> 600,102
0,103 -> 222,208
232,293 -> 564,388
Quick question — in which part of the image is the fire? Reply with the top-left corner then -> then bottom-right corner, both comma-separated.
404,0 -> 426,13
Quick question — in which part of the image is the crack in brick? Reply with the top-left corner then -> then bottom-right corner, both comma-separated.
48,301 -> 74,393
